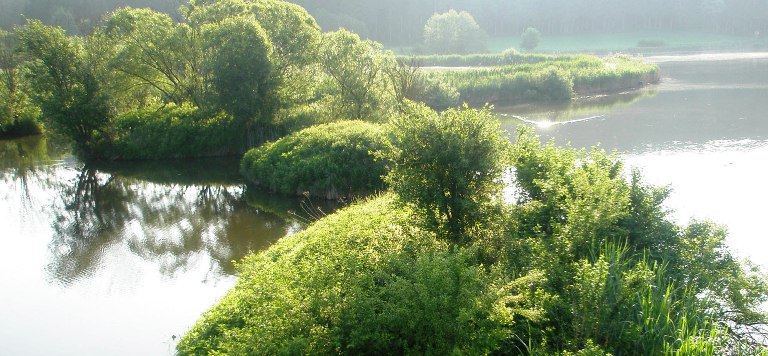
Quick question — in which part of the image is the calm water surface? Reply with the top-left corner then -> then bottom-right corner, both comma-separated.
1,53 -> 767,355
0,138 -> 337,355
498,53 -> 768,266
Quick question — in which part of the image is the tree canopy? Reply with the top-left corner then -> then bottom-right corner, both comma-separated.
423,9 -> 487,54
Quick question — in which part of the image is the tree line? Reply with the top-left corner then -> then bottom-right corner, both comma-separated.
3,0 -> 766,44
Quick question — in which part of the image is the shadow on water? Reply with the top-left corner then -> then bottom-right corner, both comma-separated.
494,87 -> 658,128
0,136 -> 343,286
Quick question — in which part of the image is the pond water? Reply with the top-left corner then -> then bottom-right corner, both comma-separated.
497,53 -> 768,267
1,53 -> 766,355
0,138 -> 338,355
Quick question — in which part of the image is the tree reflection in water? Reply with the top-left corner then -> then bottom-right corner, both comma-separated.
46,161 -> 304,285
1,137 -> 342,286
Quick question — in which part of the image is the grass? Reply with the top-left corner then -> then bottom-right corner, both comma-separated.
428,55 -> 659,105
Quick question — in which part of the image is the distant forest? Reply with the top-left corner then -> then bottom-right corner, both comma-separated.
2,0 -> 767,44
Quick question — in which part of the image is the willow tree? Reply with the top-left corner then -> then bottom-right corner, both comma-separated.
186,0 -> 322,107
320,29 -> 396,121
17,20 -> 111,151
99,7 -> 203,107
203,16 -> 276,145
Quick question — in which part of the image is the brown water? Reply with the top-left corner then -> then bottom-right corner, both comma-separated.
0,138 -> 337,355
497,53 -> 768,267
1,54 -> 766,355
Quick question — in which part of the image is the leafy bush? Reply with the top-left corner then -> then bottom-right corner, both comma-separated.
177,195 -> 545,354
240,120 -> 389,199
105,104 -> 244,159
384,104 -> 509,241
183,127 -> 768,355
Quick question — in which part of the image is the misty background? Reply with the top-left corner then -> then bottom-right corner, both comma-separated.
2,0 -> 766,47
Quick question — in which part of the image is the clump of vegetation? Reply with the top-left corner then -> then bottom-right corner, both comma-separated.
430,54 -> 659,104
104,104 -> 244,160
241,121 -> 389,199
520,27 -> 542,52
0,29 -> 42,138
181,108 -> 768,354
423,9 -> 487,54
177,193 -> 547,354
384,104 -> 509,241
17,20 -> 111,151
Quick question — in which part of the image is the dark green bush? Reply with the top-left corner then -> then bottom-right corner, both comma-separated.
241,120 -> 389,198
105,104 -> 244,159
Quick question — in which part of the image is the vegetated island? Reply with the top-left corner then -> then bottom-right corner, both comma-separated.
3,0 -> 766,354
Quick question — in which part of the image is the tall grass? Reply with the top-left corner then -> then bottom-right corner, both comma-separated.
428,55 -> 659,105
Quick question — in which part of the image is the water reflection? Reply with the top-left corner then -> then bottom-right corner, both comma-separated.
44,163 -> 312,285
502,58 -> 768,153
495,87 -> 657,128
0,137 -> 339,287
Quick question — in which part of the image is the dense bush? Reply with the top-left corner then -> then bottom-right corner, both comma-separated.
385,104 -> 509,241
177,194 -> 546,354
240,120 -> 389,199
104,104 -> 244,159
182,124 -> 768,355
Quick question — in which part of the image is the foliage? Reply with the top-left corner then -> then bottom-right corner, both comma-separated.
177,194 -> 546,355
202,15 -> 276,136
520,27 -> 541,52
0,28 -> 41,137
183,125 -> 768,354
423,9 -> 487,55
318,29 -> 396,121
17,20 -> 111,152
241,121 -> 389,199
430,54 -> 659,104
105,104 -> 243,159
399,51 -> 579,67
384,104 -> 509,241
508,128 -> 768,353
385,58 -> 459,110
99,7 -> 202,106
186,0 -> 322,106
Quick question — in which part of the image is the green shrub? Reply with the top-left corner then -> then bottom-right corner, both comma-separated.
178,194 -> 546,354
106,104 -> 244,159
384,104 -> 509,241
182,127 -> 768,355
241,120 -> 389,198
